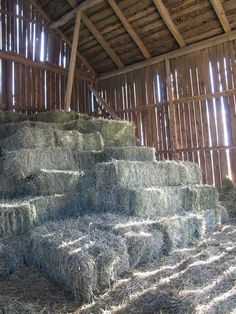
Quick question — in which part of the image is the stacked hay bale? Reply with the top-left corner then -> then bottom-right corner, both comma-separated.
0,111 -> 222,306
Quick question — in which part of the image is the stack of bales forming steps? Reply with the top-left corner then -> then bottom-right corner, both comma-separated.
0,111 -> 222,306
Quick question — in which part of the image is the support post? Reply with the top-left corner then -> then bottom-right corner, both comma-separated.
65,10 -> 81,111
165,57 -> 177,159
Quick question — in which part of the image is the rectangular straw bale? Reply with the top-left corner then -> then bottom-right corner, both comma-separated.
0,128 -> 56,151
65,118 -> 136,147
96,160 -> 202,189
95,185 -> 218,218
32,112 -> 89,124
3,147 -> 77,179
54,130 -> 104,151
28,220 -> 130,303
0,112 -> 28,124
103,147 -> 156,162
78,213 -> 164,267
25,169 -> 85,195
0,194 -> 80,237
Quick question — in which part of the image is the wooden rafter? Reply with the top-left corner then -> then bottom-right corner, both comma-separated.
210,0 -> 231,33
153,0 -> 185,48
82,13 -> 124,68
49,0 -> 104,29
30,0 -> 96,76
67,0 -> 77,8
107,0 -> 151,59
98,30 -> 236,81
65,11 -> 82,111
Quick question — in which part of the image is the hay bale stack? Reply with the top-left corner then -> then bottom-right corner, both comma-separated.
0,195 -> 80,237
0,128 -> 104,152
96,160 -> 202,189
3,147 -> 77,179
25,169 -> 85,195
65,118 -> 136,147
96,185 -> 218,217
28,220 -> 130,303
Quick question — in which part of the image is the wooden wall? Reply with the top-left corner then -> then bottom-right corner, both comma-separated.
0,0 -> 91,113
98,40 -> 236,188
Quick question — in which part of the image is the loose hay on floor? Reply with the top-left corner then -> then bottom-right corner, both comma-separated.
28,219 -> 130,304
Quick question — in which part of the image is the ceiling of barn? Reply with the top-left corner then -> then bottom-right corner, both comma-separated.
35,0 -> 236,75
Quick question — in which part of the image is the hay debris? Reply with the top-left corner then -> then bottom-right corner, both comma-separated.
28,219 -> 130,304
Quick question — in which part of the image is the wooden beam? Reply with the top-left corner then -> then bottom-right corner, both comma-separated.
98,29 -> 236,81
153,0 -> 185,48
30,0 -> 96,76
49,0 -> 104,29
88,84 -> 119,119
0,50 -> 92,81
65,11 -> 82,111
165,57 -> 177,156
210,0 -> 231,33
82,13 -> 124,68
67,0 -> 77,8
107,0 -> 151,59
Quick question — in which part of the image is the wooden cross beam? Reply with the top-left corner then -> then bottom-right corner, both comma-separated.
82,13 -> 124,68
153,0 -> 185,48
210,0 -> 231,33
50,0 -> 104,29
65,11 -> 82,111
107,0 -> 151,59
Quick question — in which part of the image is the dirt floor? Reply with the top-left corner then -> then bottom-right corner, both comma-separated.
0,222 -> 236,314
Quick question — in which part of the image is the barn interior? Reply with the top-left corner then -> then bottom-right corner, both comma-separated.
0,0 -> 236,313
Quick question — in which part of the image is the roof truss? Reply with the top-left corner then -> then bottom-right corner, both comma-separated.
107,0 -> 151,59
153,0 -> 185,48
210,0 -> 231,33
82,12 -> 124,68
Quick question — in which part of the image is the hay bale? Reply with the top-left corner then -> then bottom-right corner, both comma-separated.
0,195 -> 80,237
96,160 -> 202,190
219,177 -> 236,217
0,201 -> 36,237
156,214 -> 205,252
32,111 -> 89,124
54,130 -> 104,151
103,146 -> 155,162
0,174 -> 16,199
25,169 -> 85,195
0,128 -> 103,152
0,127 -> 56,151
0,112 -> 28,124
0,236 -> 26,277
73,214 -> 164,267
3,147 -> 77,179
96,185 -> 218,218
65,118 -> 136,147
28,219 -> 130,303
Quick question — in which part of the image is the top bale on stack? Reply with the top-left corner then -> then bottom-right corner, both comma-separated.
32,112 -> 90,124
0,112 -> 29,124
65,118 -> 136,147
